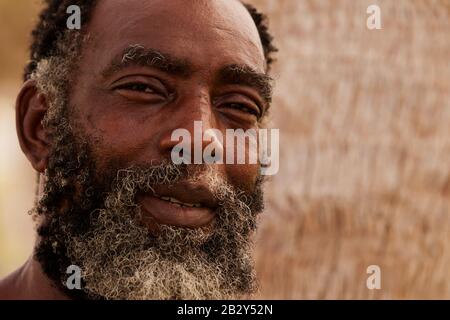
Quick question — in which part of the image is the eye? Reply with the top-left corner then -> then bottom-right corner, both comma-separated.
117,83 -> 157,94
112,78 -> 171,104
214,93 -> 263,122
226,103 -> 259,118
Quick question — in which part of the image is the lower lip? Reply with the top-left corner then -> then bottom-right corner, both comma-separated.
139,195 -> 215,229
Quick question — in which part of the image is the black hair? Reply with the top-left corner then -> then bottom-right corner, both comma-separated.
23,0 -> 277,81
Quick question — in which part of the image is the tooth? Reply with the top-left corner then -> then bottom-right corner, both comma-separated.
169,197 -> 183,204
157,195 -> 202,208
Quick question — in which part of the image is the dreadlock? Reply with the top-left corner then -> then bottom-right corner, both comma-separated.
23,0 -> 277,81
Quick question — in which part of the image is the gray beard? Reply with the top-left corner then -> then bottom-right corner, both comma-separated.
47,162 -> 264,300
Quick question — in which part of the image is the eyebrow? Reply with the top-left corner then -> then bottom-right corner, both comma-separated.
102,45 -> 274,104
217,64 -> 274,104
101,44 -> 192,78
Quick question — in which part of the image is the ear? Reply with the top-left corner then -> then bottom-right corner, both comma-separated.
16,80 -> 50,172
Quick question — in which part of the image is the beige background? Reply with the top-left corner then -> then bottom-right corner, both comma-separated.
1,0 -> 450,299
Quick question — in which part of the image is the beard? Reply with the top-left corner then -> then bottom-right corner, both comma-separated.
34,105 -> 265,300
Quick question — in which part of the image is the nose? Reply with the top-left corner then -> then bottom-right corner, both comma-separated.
158,91 -> 223,163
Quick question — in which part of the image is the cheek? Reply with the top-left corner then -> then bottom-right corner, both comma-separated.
225,163 -> 260,193
72,83 -> 164,165
77,108 -> 164,169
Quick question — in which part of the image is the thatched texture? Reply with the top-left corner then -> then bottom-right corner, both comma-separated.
250,0 -> 450,299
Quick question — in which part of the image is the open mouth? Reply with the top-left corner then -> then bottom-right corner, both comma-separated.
138,183 -> 218,229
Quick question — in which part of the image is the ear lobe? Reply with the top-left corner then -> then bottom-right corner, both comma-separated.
16,80 -> 51,173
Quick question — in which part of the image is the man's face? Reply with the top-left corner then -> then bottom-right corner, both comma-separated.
33,0 -> 270,300
72,0 -> 267,192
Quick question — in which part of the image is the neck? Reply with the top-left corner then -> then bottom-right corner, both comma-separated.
0,255 -> 69,300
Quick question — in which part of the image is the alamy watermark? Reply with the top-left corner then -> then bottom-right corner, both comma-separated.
367,4 -> 382,30
366,265 -> 381,290
67,4 -> 382,31
170,121 -> 279,176
66,5 -> 81,30
66,264 -> 82,290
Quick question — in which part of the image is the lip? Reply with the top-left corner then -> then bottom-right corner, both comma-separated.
138,182 -> 217,229
140,195 -> 215,228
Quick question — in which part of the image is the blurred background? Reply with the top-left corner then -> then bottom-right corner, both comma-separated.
1,0 -> 450,299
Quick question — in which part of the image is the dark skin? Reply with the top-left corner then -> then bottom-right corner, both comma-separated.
0,0 -> 270,299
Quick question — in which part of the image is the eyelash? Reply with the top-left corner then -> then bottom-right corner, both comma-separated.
118,83 -> 157,93
116,82 -> 261,118
225,103 -> 260,117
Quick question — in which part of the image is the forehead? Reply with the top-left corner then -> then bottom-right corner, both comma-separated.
83,0 -> 266,74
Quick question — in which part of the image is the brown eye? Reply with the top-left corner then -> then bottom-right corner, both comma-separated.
119,83 -> 156,94
113,80 -> 172,104
225,103 -> 260,117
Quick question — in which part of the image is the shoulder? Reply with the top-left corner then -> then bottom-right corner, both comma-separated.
0,269 -> 21,299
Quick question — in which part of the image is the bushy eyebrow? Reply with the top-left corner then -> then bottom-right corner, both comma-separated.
102,45 -> 274,105
101,44 -> 192,78
217,64 -> 274,104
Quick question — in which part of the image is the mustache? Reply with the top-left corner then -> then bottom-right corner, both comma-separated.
107,161 -> 259,210
116,161 -> 187,186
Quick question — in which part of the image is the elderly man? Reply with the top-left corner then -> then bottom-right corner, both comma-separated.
0,0 -> 277,300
